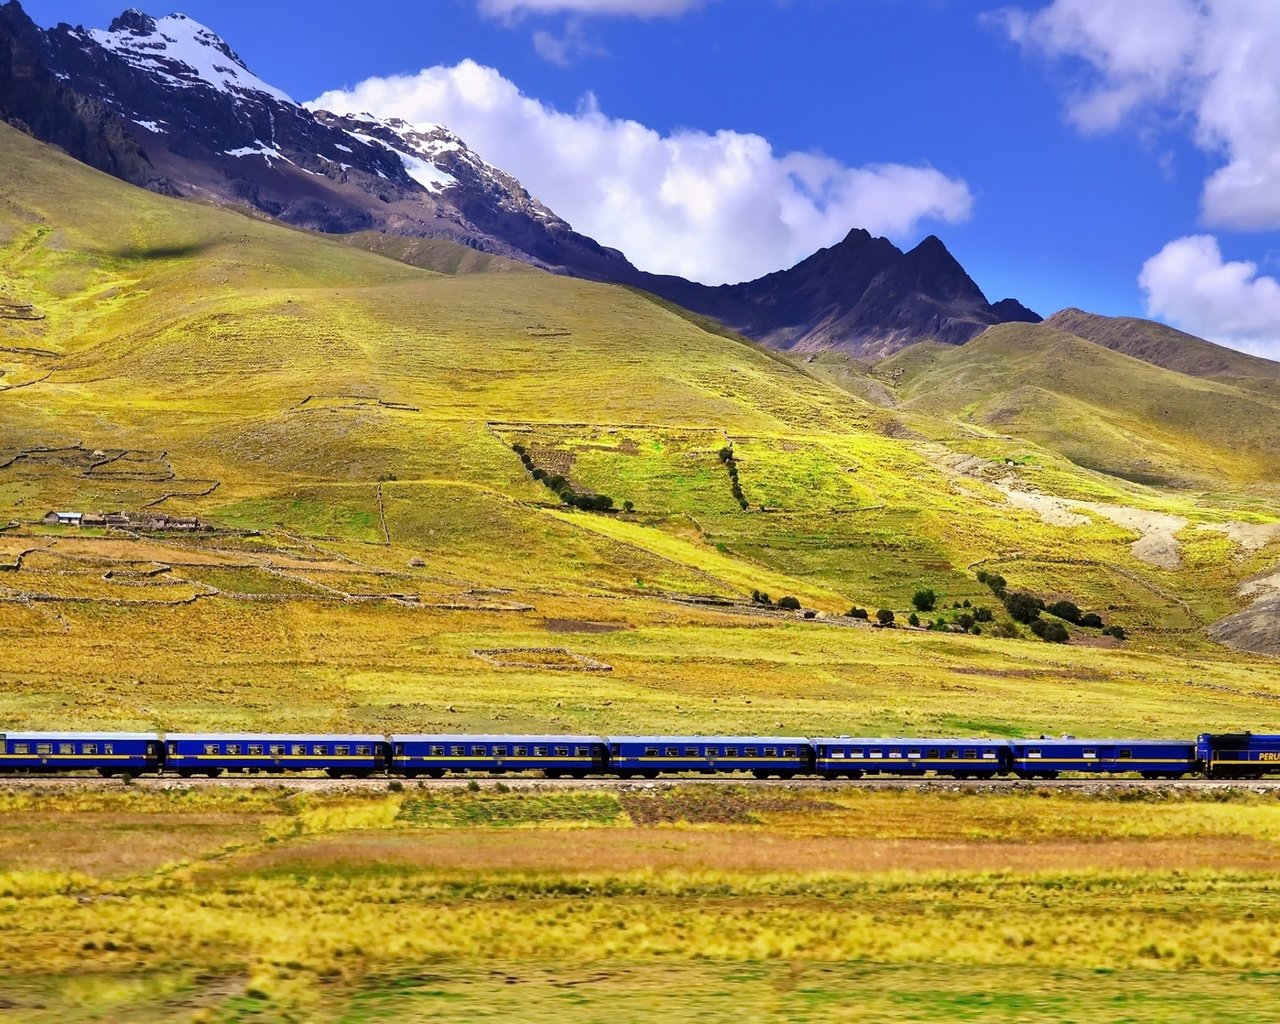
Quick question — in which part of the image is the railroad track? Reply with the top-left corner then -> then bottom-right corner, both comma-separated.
3,775 -> 1280,793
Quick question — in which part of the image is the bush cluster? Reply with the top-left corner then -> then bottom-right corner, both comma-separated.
976,570 -> 1008,598
876,609 -> 896,626
1029,619 -> 1070,643
513,443 -> 616,511
911,589 -> 937,612
846,606 -> 869,620
718,446 -> 749,510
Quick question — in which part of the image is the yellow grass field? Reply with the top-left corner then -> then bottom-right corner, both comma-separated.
0,783 -> 1278,1021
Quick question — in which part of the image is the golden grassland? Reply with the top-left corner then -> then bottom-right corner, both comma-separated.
0,784 -> 1278,1021
3,119 -> 1280,1021
0,125 -> 1277,743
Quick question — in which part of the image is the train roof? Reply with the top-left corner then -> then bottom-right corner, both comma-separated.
390,734 -> 605,744
166,733 -> 384,742
1006,737 -> 1194,745
608,735 -> 808,745
811,737 -> 1010,744
0,731 -> 159,740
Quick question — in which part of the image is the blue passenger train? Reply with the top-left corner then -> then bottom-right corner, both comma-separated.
1,729 -> 1279,781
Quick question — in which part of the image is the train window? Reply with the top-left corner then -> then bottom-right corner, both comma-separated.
204,743 -> 219,755
555,747 -> 568,757
13,743 -> 29,754
982,751 -> 997,760
706,747 -> 719,757
269,745 -> 285,756
472,746 -> 487,756
514,746 -> 529,757
963,749 -> 977,759
830,749 -> 844,759
1083,750 -> 1097,759
888,750 -> 903,759
645,747 -> 659,757
764,747 -> 778,757
451,746 -> 465,756
784,747 -> 797,757
394,745 -> 405,756
312,745 -> 327,756
745,747 -> 758,757
291,744 -> 306,756
335,745 -> 350,756
83,743 -> 98,755
685,747 -> 699,757
1027,749 -> 1042,759
869,750 -> 883,759
59,743 -> 74,755
493,746 -> 507,756
665,747 -> 679,757
227,745 -> 241,756
535,746 -> 548,756
725,747 -> 738,757
851,749 -> 864,758
0,742 -> 5,754
37,744 -> 52,755
430,745 -> 445,756
248,744 -> 264,756
908,749 -> 921,759
575,746 -> 590,756
357,745 -> 372,756
926,749 -> 940,759
944,750 -> 958,759
1119,749 -> 1132,759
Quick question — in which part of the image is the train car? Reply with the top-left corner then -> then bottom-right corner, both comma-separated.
1007,738 -> 1196,779
390,735 -> 607,778
165,734 -> 387,777
812,737 -> 1009,778
607,736 -> 812,778
1197,733 -> 1280,779
0,732 -> 161,776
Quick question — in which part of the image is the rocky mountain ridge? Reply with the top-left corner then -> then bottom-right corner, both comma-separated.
0,1 -> 1039,356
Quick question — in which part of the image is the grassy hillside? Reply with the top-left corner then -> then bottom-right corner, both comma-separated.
875,322 -> 1280,487
1,120 -> 1279,744
1046,307 -> 1280,393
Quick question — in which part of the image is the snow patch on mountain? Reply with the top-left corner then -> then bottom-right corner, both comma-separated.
88,12 -> 293,104
225,143 -> 292,166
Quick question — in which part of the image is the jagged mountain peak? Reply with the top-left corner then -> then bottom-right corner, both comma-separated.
84,9 -> 292,104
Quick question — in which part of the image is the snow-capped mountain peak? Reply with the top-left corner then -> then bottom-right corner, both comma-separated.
86,10 -> 292,104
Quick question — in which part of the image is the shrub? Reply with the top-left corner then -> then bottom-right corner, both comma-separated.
1047,600 -> 1081,624
912,589 -> 938,612
1003,591 -> 1044,624
956,613 -> 975,630
718,447 -> 733,463
802,610 -> 816,619
512,443 -> 526,455
777,596 -> 801,611
908,612 -> 920,627
977,571 -> 1008,598
623,500 -> 635,513
531,468 -> 548,481
752,589 -> 773,605
388,780 -> 404,793
847,606 -> 869,620
990,620 -> 1021,639
876,608 -> 896,626
1042,621 -> 1070,643
974,606 -> 994,623
1103,625 -> 1127,640
1080,612 -> 1104,629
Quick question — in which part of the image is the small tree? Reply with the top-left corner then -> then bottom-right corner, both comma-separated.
956,612 -> 975,631
974,606 -> 994,623
908,612 -> 920,627
876,608 -> 896,626
912,589 -> 938,613
777,596 -> 802,611
978,571 -> 1008,598
1047,600 -> 1081,624
1102,625 -> 1127,640
1079,612 -> 1104,629
1003,591 -> 1044,624
847,606 -> 869,620
622,500 -> 635,513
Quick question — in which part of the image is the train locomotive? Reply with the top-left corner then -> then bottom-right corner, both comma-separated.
2,729 -> 1279,780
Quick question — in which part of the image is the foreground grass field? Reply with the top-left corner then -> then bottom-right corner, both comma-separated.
0,783 -> 1277,1021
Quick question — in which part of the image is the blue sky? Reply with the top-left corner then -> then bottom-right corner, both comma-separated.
26,1 -> 1280,353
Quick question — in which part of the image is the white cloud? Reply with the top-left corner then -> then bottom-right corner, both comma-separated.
1139,236 -> 1280,357
531,20 -> 605,65
479,0 -> 705,17
998,0 -> 1280,230
310,61 -> 972,284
